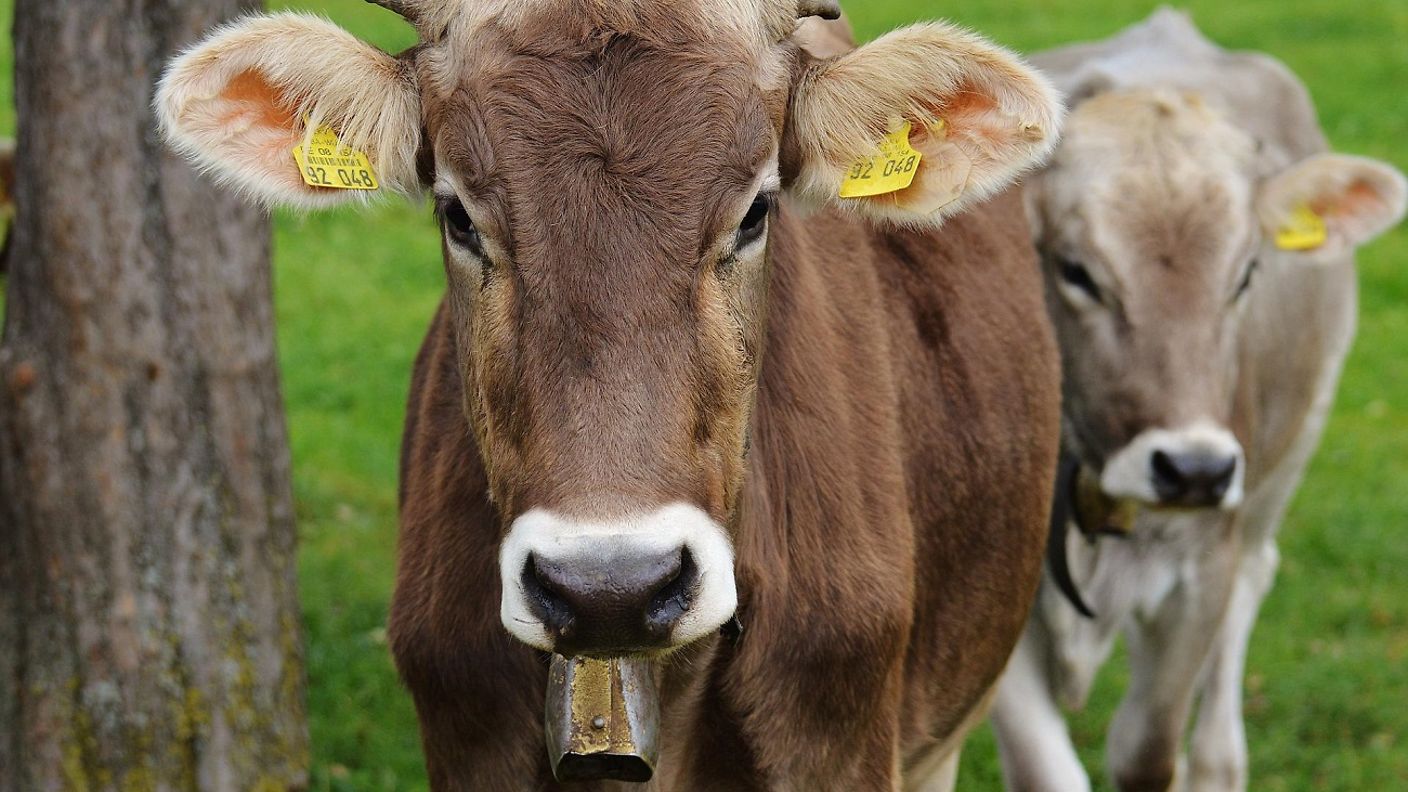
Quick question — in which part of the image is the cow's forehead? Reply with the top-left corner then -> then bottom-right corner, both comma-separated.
416,0 -> 798,132
455,0 -> 798,43
1049,89 -> 1259,275
1059,89 -> 1255,183
421,2 -> 786,237
416,0 -> 797,89
467,50 -> 772,215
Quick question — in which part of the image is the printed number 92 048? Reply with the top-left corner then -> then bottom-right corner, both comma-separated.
848,155 -> 918,181
837,121 -> 924,199
303,166 -> 376,189
292,125 -> 380,191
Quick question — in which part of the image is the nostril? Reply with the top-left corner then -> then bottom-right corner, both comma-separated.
647,548 -> 697,628
1151,450 -> 1186,498
1151,450 -> 1182,483
523,554 -> 575,633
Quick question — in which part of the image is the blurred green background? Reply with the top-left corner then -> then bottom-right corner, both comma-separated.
2,1 -> 1405,789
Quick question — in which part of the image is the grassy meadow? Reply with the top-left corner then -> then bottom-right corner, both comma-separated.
5,0 -> 1407,789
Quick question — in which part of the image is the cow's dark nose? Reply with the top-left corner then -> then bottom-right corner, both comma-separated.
1150,449 -> 1237,507
522,548 -> 697,654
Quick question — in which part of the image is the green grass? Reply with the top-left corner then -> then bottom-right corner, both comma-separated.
6,1 -> 1408,789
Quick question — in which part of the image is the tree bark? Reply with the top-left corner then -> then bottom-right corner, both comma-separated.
0,1 -> 308,790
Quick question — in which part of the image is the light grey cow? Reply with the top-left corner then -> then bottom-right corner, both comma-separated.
993,10 -> 1406,792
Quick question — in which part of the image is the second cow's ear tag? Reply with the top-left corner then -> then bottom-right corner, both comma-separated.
839,121 -> 923,199
1275,204 -> 1328,251
292,123 -> 380,191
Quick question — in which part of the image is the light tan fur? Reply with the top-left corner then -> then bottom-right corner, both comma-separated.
1258,153 -> 1407,260
995,12 -> 1407,792
156,13 -> 422,209
789,21 -> 1062,226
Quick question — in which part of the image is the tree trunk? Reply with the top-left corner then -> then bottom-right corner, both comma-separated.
0,1 -> 308,790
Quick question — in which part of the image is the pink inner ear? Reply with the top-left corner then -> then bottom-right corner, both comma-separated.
1308,178 -> 1394,245
925,85 -> 1010,156
202,69 -> 346,198
217,70 -> 299,137
1326,179 -> 1388,222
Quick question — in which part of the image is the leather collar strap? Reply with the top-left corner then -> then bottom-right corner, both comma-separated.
1047,452 -> 1096,619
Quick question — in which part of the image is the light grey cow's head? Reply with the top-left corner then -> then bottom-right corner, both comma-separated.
1028,88 -> 1405,510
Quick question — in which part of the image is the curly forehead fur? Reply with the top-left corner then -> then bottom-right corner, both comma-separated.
414,0 -> 798,104
1043,88 -> 1259,263
420,4 -> 784,223
400,0 -> 802,46
1061,88 -> 1256,175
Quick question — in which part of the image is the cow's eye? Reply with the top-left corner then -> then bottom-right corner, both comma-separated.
1234,259 -> 1258,302
1057,257 -> 1102,303
439,196 -> 484,257
736,194 -> 772,248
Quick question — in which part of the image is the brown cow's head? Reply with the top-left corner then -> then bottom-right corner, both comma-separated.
1028,89 -> 1405,510
158,0 -> 1061,655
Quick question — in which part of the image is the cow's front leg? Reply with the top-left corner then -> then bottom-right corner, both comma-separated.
765,651 -> 907,792
993,532 -> 1130,792
1105,551 -> 1236,792
992,623 -> 1092,792
395,633 -> 568,792
717,595 -> 910,791
1186,541 -> 1278,792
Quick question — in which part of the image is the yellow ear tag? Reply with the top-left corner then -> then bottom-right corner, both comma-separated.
1275,204 -> 1328,251
292,125 -> 379,191
839,121 -> 923,199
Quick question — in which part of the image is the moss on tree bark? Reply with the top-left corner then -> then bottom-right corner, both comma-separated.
0,1 -> 309,789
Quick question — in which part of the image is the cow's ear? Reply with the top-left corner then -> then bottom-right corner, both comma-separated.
1258,153 -> 1407,259
157,13 -> 422,210
785,22 -> 1063,227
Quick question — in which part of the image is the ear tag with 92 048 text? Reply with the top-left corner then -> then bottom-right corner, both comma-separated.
1275,204 -> 1328,251
839,121 -> 923,199
293,125 -> 379,191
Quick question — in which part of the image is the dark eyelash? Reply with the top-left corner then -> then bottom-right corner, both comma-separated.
432,195 -> 455,222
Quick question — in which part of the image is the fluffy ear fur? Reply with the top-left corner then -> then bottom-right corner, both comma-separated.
787,21 -> 1063,227
156,13 -> 422,210
1259,153 -> 1407,260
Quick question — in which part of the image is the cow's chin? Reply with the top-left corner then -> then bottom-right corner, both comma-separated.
497,503 -> 738,657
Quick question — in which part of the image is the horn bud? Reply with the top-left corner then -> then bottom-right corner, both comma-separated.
798,0 -> 842,19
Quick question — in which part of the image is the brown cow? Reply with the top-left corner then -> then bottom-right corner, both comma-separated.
157,1 -> 1064,788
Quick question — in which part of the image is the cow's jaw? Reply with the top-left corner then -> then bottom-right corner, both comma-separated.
499,503 -> 738,655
